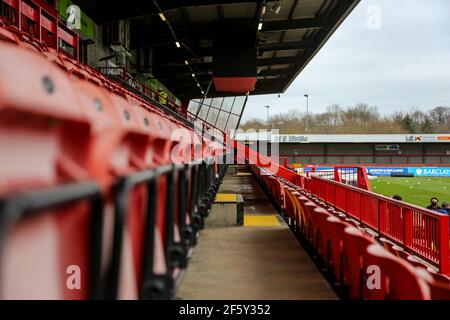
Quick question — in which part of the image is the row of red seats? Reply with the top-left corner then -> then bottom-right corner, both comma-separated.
308,173 -> 449,271
251,165 -> 450,300
0,19 -> 212,136
1,18 -> 226,142
0,23 -> 227,299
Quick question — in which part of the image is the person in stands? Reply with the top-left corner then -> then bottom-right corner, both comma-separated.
438,201 -> 449,214
427,197 -> 441,211
392,195 -> 402,201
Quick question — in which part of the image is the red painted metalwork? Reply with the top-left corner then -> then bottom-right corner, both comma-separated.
0,22 -> 227,299
305,166 -> 371,191
310,176 -> 449,274
213,76 -> 256,93
251,164 -> 448,299
1,3 -> 449,299
0,0 -> 78,59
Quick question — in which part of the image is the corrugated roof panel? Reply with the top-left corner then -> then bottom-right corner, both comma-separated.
223,3 -> 258,19
261,51 -> 274,59
275,49 -> 300,57
269,64 -> 292,69
293,0 -> 327,18
120,0 -> 360,98
257,75 -> 282,80
283,29 -> 307,41
262,32 -> 282,43
186,6 -> 219,23
264,0 -> 296,21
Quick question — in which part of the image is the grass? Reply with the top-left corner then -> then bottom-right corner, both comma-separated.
370,177 -> 450,208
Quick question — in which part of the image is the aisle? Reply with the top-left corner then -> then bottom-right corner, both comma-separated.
176,166 -> 337,300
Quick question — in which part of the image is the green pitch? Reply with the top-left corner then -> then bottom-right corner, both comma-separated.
370,177 -> 450,208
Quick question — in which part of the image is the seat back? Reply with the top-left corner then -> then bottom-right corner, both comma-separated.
327,216 -> 351,286
343,226 -> 383,300
416,268 -> 450,300
313,207 -> 333,260
0,183 -> 104,300
366,244 -> 430,300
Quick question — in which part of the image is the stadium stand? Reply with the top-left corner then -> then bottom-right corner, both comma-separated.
0,0 -> 449,301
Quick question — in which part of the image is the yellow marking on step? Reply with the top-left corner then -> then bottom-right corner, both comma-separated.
215,193 -> 237,203
244,215 -> 280,227
237,172 -> 252,176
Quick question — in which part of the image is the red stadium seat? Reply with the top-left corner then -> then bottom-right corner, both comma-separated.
3,5 -> 450,300
407,255 -> 433,270
416,268 -> 450,300
426,268 -> 450,284
366,244 -> 430,300
312,207 -> 333,266
326,216 -> 352,288
342,226 -> 383,300
302,201 -> 318,246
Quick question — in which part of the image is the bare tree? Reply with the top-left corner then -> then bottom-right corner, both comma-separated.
239,104 -> 449,134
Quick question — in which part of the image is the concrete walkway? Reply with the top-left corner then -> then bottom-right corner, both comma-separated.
177,166 -> 337,300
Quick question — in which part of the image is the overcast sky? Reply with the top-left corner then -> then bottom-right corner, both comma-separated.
241,0 -> 450,122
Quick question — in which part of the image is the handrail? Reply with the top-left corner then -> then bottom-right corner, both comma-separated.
186,110 -> 225,142
253,162 -> 450,274
98,66 -> 177,106
310,175 -> 450,274
254,159 -> 450,274
98,67 -> 226,143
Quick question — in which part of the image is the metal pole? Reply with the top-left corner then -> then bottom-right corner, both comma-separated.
265,105 -> 270,130
194,80 -> 212,119
304,94 -> 309,132
235,93 -> 249,130
224,96 -> 237,130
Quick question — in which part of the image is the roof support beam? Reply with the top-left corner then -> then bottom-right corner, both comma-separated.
161,74 -> 212,86
72,0 -> 259,23
131,17 -> 326,49
152,40 -> 310,66
259,40 -> 313,51
152,56 -> 297,73
261,17 -> 328,32
258,68 -> 292,76
159,0 -> 258,11
257,56 -> 297,66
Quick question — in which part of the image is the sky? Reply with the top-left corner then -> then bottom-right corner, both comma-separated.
241,0 -> 450,122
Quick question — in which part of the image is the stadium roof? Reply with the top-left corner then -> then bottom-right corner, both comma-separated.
72,0 -> 360,100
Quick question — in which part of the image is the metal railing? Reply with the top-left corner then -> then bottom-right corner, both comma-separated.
98,67 -> 226,143
246,146 -> 450,274
310,175 -> 450,273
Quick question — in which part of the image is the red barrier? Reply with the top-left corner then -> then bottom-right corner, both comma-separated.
310,176 -> 450,274
252,164 -> 450,299
233,139 -> 298,183
305,166 -> 371,191
1,3 -> 448,299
